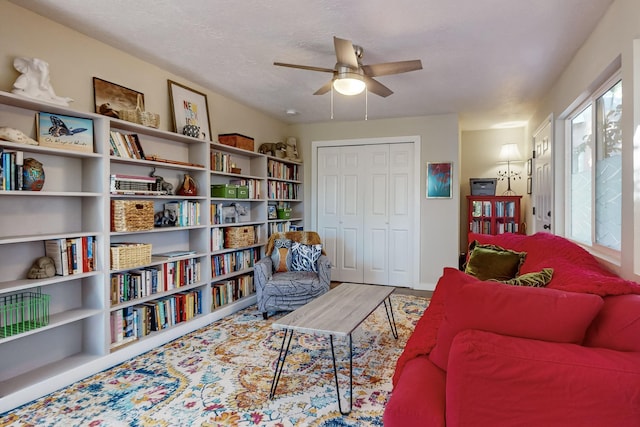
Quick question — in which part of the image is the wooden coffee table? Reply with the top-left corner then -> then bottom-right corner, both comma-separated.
269,282 -> 398,415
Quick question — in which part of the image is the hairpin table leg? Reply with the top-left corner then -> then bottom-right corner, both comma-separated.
270,328 -> 294,399
383,298 -> 399,339
330,333 -> 353,415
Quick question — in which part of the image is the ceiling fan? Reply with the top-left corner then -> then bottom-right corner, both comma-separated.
274,36 -> 423,97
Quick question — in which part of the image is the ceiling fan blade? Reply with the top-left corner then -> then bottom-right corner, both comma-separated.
334,36 -> 359,69
273,62 -> 335,73
364,76 -> 393,97
362,60 -> 423,77
313,80 -> 334,95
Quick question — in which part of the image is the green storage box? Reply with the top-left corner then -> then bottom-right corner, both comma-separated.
236,185 -> 249,199
211,184 -> 237,198
277,208 -> 292,219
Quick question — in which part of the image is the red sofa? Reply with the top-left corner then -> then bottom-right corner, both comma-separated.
384,232 -> 640,427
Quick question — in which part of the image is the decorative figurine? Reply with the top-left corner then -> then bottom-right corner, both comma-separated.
176,173 -> 197,196
23,157 -> 45,191
285,136 -> 300,161
149,167 -> 173,195
0,127 -> 38,145
11,57 -> 73,106
27,256 -> 56,279
258,142 -> 286,157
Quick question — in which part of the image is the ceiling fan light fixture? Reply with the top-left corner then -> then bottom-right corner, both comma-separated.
333,72 -> 366,96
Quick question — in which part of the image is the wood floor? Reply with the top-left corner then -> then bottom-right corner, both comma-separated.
330,281 -> 432,298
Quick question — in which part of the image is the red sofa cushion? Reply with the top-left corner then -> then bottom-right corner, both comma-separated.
429,269 -> 603,371
584,294 -> 640,352
383,356 -> 446,427
446,329 -> 640,426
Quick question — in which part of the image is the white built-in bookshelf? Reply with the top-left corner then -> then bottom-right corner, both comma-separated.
0,90 -> 305,413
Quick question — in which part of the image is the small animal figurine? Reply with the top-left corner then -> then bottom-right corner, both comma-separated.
149,167 -> 173,195
258,142 -> 286,157
284,137 -> 300,161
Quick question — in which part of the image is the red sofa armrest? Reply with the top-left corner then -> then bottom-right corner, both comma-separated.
446,329 -> 640,427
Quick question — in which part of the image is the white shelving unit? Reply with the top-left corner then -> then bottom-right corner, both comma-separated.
209,142 -> 266,309
266,156 -> 304,235
0,91 -> 257,413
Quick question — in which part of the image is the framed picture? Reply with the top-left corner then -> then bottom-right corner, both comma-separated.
168,80 -> 212,141
93,77 -> 144,119
426,162 -> 452,199
268,204 -> 278,219
36,112 -> 94,153
527,177 -> 533,194
527,158 -> 533,176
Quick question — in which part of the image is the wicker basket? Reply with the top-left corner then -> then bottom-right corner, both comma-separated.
111,200 -> 155,232
224,226 -> 256,248
119,94 -> 160,128
110,243 -> 152,270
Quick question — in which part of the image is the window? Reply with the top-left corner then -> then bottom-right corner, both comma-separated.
568,76 -> 622,251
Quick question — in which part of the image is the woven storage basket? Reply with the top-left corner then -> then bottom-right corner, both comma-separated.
110,243 -> 152,270
119,94 -> 160,128
224,226 -> 255,248
111,200 -> 155,232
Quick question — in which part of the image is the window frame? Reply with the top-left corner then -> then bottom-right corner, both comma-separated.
565,70 -> 622,262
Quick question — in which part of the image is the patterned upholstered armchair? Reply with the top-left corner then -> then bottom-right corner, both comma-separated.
254,231 -> 331,319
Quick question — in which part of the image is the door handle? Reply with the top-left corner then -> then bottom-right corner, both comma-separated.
543,224 -> 551,230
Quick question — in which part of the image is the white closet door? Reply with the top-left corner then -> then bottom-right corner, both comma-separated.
387,143 -> 414,286
318,142 -> 414,286
317,148 -> 340,271
363,145 -> 390,285
318,146 -> 364,282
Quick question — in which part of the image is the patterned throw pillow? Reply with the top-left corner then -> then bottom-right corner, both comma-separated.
271,238 -> 292,272
496,268 -> 554,287
290,243 -> 322,272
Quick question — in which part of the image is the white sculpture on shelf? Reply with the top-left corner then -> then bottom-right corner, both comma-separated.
285,136 -> 300,161
11,57 -> 73,106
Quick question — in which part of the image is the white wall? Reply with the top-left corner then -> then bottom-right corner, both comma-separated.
528,0 -> 640,281
289,114 -> 460,290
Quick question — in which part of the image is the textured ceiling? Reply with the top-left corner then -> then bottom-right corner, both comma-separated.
12,0 -> 613,129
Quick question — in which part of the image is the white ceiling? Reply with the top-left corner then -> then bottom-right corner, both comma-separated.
12,0 -> 613,130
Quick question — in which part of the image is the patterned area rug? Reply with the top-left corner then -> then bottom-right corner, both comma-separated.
2,294 -> 428,427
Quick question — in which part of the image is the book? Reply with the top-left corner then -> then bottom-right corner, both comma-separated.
44,238 -> 69,276
153,250 -> 196,259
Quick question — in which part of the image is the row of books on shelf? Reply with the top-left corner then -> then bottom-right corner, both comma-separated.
44,237 -> 97,276
210,202 -> 253,225
268,222 -> 303,234
471,200 -> 517,218
211,248 -> 258,277
109,131 -> 146,159
0,149 -> 24,191
268,159 -> 300,181
268,181 -> 299,199
469,220 -> 519,234
210,151 -> 234,173
110,289 -> 203,348
164,200 -> 201,227
211,275 -> 255,309
495,201 -> 517,218
471,201 -> 492,217
110,258 -> 201,304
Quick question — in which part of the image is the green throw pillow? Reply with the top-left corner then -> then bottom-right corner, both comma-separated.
464,241 -> 526,281
494,268 -> 554,287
